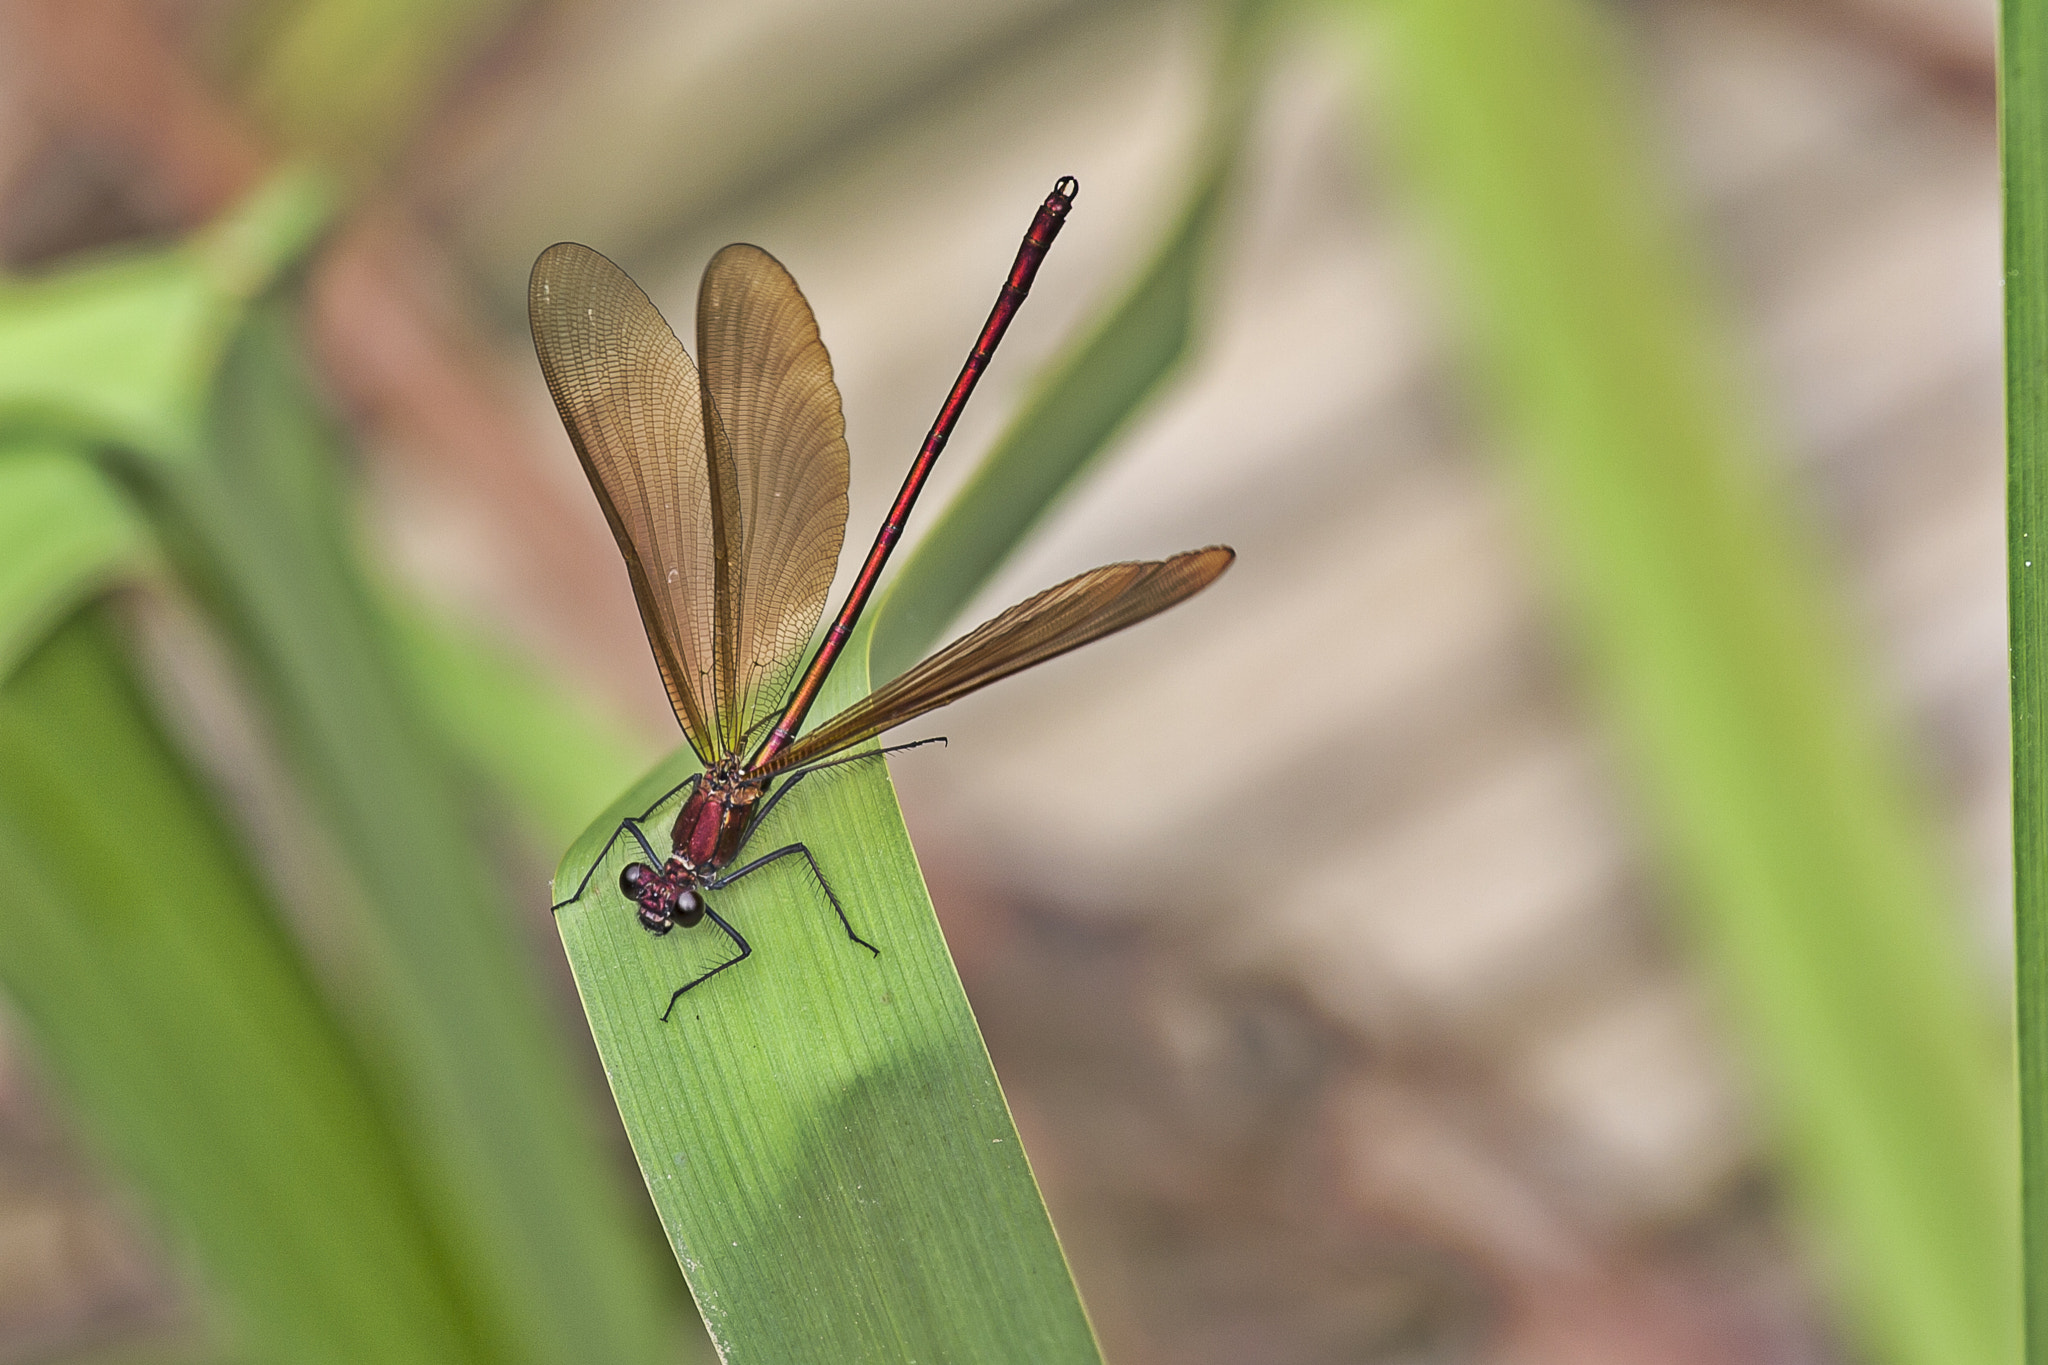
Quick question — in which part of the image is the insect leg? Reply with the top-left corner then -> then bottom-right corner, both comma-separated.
740,737 -> 949,853
622,818 -> 662,866
659,907 -> 752,1021
737,774 -> 813,851
709,842 -> 878,957
550,773 -> 701,910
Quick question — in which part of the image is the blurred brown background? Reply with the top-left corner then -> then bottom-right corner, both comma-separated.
0,0 -> 2005,1361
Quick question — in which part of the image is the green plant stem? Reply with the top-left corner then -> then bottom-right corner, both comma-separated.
2005,1 -> 2048,1358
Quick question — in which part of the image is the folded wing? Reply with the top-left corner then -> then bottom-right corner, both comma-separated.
696,245 -> 850,755
530,241 -> 730,764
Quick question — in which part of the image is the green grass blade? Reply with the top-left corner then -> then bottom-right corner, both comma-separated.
154,305 -> 678,1365
2005,1 -> 2048,1357
554,644 -> 1100,1363
0,442 -> 152,681
0,174 -> 680,1365
1370,1 -> 2016,1362
384,592 -> 650,848
0,167 -> 335,464
867,0 -> 1268,679
0,607 -> 484,1365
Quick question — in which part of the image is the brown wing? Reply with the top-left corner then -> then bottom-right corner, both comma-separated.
754,547 -> 1234,776
695,245 -> 850,754
529,242 -> 732,765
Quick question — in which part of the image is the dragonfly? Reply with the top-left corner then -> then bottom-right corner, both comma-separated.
532,178 -> 1232,1018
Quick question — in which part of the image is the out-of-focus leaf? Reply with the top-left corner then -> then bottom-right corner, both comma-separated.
385,593 -> 653,848
0,443 -> 152,682
553,646 -> 1102,1364
0,606 -> 485,1365
1368,3 -> 2015,1364
0,167 -> 336,464
0,168 -> 681,1365
138,303 -> 682,1365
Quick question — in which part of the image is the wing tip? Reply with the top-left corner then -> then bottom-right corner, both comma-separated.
531,239 -> 597,277
528,241 -> 630,305
1171,544 -> 1236,589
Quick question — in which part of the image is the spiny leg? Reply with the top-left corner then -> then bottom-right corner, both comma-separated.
740,760 -> 846,850
622,817 -> 662,867
688,740 -> 942,968
551,814 -> 665,912
659,907 -> 751,1021
709,842 -> 878,957
550,774 -> 700,910
622,771 -> 704,868
739,737 -> 947,854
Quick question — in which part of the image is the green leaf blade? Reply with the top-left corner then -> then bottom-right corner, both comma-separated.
0,443 -> 152,681
554,655 -> 1100,1364
2005,0 -> 2048,1358
173,305 -> 680,1365
0,608 -> 486,1365
383,595 -> 650,849
0,167 -> 336,467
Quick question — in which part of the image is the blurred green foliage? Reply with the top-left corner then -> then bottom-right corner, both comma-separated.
0,170 -> 675,1365
1371,3 -> 2015,1363
224,0 -> 522,175
0,605 -> 483,1365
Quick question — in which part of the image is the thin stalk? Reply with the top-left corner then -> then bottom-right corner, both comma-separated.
2005,1 -> 2048,1358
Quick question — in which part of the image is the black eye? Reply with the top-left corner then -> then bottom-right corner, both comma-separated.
620,863 -> 655,899
674,889 -> 706,928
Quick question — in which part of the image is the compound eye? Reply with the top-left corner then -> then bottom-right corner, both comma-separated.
620,863 -> 655,900
673,889 -> 706,928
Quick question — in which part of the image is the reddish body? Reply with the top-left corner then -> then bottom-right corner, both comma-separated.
534,176 -> 1232,1017
752,178 -> 1075,767
619,763 -> 765,934
624,178 -> 1077,937
675,767 -> 761,869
